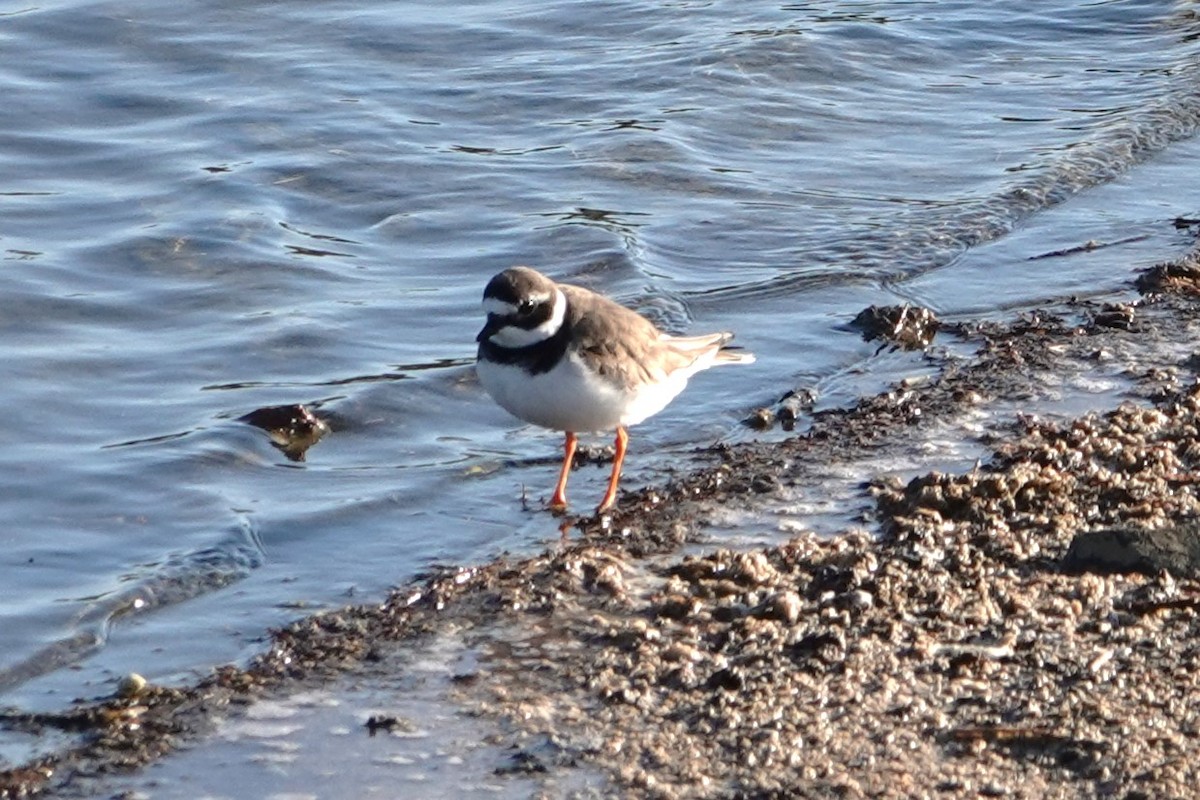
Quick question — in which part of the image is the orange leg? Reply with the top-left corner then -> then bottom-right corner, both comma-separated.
549,431 -> 578,511
597,426 -> 629,513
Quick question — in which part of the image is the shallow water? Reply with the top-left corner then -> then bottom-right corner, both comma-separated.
108,634 -> 607,800
3,0 -> 1200,737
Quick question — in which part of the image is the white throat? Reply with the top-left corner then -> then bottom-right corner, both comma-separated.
488,288 -> 566,349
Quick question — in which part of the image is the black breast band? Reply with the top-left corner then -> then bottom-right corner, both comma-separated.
478,312 -> 572,376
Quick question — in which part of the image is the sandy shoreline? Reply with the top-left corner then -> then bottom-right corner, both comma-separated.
5,252 -> 1200,798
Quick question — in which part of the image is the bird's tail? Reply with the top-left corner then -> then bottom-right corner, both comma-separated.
666,331 -> 755,366
715,345 -> 755,365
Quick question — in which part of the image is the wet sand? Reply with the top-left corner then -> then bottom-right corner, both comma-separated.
6,252 -> 1200,799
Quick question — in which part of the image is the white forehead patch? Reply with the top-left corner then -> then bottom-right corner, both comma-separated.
482,290 -> 553,317
483,297 -> 519,316
488,289 -> 566,349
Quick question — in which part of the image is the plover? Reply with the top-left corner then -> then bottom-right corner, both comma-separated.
476,266 -> 754,513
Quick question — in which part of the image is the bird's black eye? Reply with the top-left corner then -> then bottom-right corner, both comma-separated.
518,299 -> 536,314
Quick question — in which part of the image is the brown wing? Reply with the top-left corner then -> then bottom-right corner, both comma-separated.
562,284 -> 725,389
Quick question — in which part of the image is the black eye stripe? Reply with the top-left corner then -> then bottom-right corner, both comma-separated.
510,298 -> 552,328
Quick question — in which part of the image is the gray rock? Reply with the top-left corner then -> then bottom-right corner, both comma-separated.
1062,522 -> 1200,578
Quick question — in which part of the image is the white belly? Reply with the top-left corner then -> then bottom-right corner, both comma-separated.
476,352 -> 687,433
